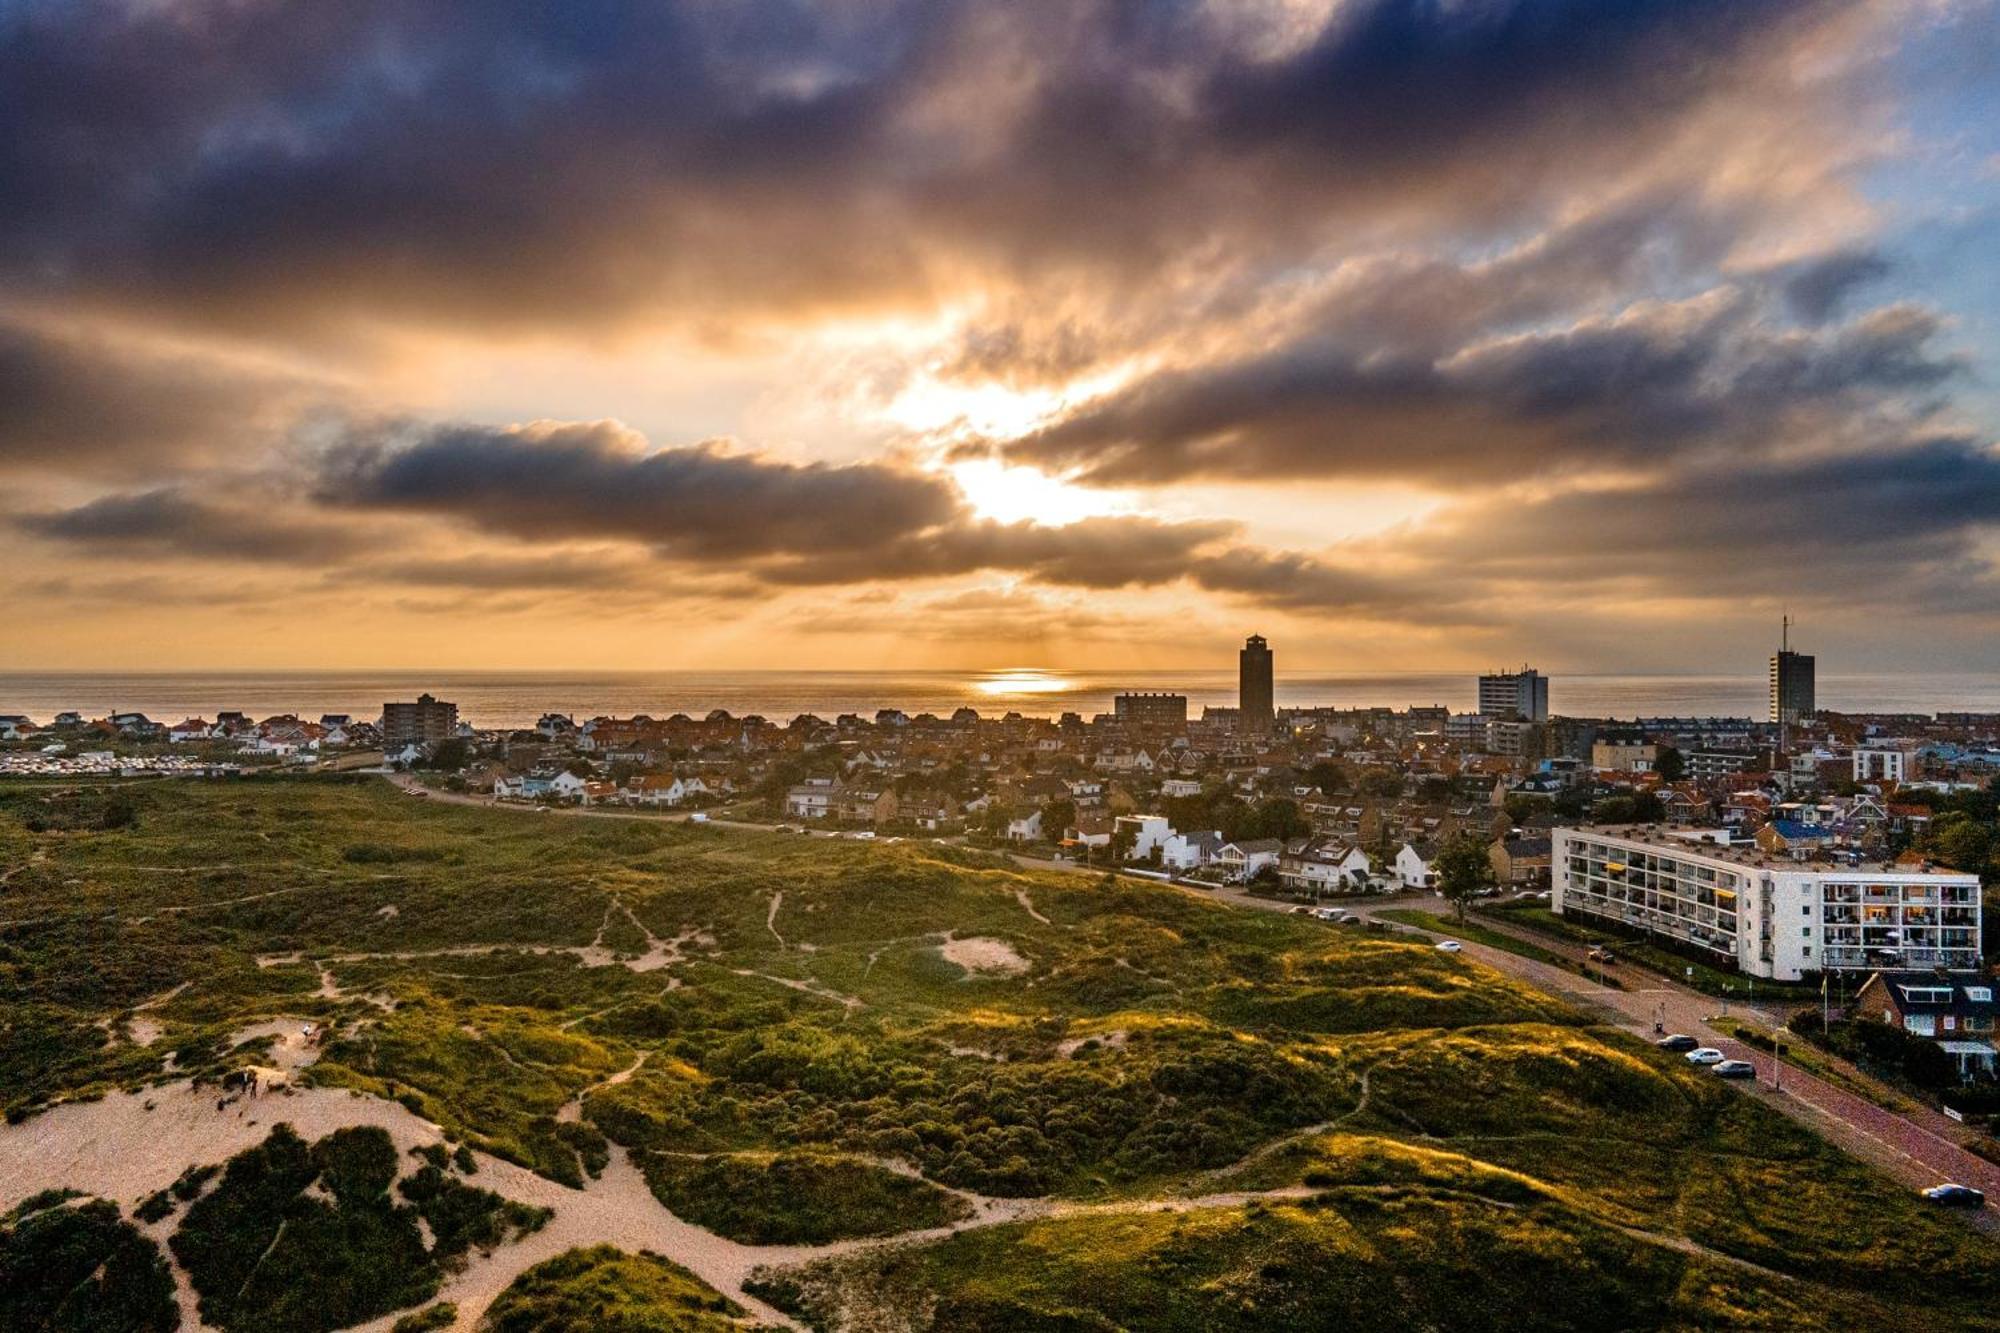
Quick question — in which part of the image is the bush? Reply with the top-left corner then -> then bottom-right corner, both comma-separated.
0,1196 -> 177,1332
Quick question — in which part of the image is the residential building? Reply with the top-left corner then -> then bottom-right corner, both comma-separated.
784,778 -> 839,820
1114,692 -> 1189,729
1770,650 -> 1816,726
1279,837 -> 1372,893
1006,809 -> 1044,842
382,693 -> 458,746
1554,825 -> 1981,981
1162,829 -> 1222,871
1854,743 -> 1920,784
1851,971 -> 1998,1078
1160,777 -> 1203,798
1591,734 -> 1657,773
1216,838 -> 1283,882
1239,634 -> 1274,734
1478,667 -> 1549,722
1491,836 -> 1553,887
1395,841 -> 1437,889
1115,813 -> 1174,860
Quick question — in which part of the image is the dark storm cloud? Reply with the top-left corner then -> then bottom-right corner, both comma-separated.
1414,437 -> 2000,611
997,286 -> 1965,486
15,488 -> 362,563
1779,249 -> 1893,323
318,420 -> 961,559
0,317 -> 321,473
0,0 -> 1849,338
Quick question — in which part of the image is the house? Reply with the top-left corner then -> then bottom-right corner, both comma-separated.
1490,836 -> 1553,887
1216,838 -> 1283,883
1160,777 -> 1203,798
549,770 -> 591,801
1161,829 -> 1222,871
1278,837 -> 1372,893
1395,841 -> 1438,890
1064,812 -> 1114,848
1851,971 -> 2000,1078
901,792 -> 959,831
1006,809 -> 1044,842
1754,819 -> 1834,857
580,779 -> 622,806
628,775 -> 694,807
0,715 -> 37,741
1114,813 -> 1173,860
837,786 -> 899,826
785,779 -> 839,820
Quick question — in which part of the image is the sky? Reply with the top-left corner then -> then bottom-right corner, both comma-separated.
4,0 -> 2000,676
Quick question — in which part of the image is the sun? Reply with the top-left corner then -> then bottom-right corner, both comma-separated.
948,459 -> 1132,526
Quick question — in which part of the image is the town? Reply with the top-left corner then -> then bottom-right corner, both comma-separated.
9,633 -> 2000,1082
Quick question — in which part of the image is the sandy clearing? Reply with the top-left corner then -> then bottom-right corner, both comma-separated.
1056,1029 -> 1127,1059
128,1016 -> 165,1047
939,936 -> 1029,977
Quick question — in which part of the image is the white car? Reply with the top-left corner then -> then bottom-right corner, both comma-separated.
1684,1047 -> 1726,1066
1434,940 -> 1463,954
1312,907 -> 1344,921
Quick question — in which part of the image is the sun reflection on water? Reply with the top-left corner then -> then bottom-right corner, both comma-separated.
973,670 -> 1074,698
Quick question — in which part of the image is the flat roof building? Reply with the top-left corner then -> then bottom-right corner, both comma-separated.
1478,667 -> 1549,723
1771,650 -> 1815,727
1239,635 -> 1274,734
1554,825 -> 1980,981
382,693 -> 458,746
1113,692 -> 1188,729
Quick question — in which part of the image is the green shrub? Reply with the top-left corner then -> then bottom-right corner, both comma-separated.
0,1196 -> 177,1332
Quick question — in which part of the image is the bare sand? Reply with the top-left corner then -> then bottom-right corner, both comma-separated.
938,936 -> 1030,977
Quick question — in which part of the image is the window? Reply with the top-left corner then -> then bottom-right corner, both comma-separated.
1906,1015 -> 1937,1037
1944,1015 -> 1958,1032
1967,987 -> 1993,1003
1801,927 -> 1812,938
1802,904 -> 1811,915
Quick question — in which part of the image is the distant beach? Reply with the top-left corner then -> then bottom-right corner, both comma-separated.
5,669 -> 2000,729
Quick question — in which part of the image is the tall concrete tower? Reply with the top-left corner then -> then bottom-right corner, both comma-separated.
1239,634 -> 1274,734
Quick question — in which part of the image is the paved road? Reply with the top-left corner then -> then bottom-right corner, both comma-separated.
385,774 -> 1998,1213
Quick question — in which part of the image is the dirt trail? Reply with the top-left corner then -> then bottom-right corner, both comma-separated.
765,891 -> 786,948
1013,888 -> 1051,926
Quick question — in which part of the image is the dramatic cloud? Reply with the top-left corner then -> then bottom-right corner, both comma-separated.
2,0 -> 1996,671
317,420 -> 960,559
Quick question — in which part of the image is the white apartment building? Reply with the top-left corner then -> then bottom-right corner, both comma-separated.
1555,826 -> 1981,981
1853,743 -> 1920,784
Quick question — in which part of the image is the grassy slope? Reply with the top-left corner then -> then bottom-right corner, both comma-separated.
2,776 -> 1995,1330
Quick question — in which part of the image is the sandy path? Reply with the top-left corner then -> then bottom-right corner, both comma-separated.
1013,888 -> 1051,926
765,891 -> 786,948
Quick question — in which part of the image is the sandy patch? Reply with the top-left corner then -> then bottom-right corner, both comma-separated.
128,1017 -> 165,1047
227,1018 -> 325,1074
1057,1029 -> 1128,1059
939,936 -> 1029,977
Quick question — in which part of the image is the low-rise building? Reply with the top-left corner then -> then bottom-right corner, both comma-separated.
1555,825 -> 1982,981
1490,836 -> 1552,887
1395,841 -> 1438,890
1851,971 -> 1998,1078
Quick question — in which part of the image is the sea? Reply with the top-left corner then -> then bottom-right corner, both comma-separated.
4,670 -> 2000,729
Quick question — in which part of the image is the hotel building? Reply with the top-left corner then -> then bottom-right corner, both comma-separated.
1554,825 -> 1981,981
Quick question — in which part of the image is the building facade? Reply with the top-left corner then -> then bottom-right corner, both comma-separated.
1477,668 -> 1549,722
1770,651 -> 1816,726
381,693 -> 458,746
1238,635 -> 1274,733
1113,692 -> 1189,728
1554,826 -> 1980,980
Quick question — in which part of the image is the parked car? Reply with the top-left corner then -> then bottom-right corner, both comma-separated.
1656,1034 -> 1699,1052
1922,1184 -> 1986,1208
1684,1048 -> 1726,1066
1586,946 -> 1616,963
1712,1059 -> 1756,1079
1312,907 -> 1344,921
1340,915 -> 1365,926
1435,940 -> 1463,954
1290,905 -> 1314,916
1533,890 -> 1552,901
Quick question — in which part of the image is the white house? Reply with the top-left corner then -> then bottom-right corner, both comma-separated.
785,779 -> 839,820
1006,809 -> 1044,842
1395,841 -> 1438,890
1216,838 -> 1283,882
1115,813 -> 1173,860
1279,838 -> 1372,893
1161,829 -> 1223,871
1160,778 -> 1203,799
549,770 -> 591,801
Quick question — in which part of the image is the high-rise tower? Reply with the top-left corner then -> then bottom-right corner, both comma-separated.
1770,616 -> 1815,730
1238,634 -> 1274,734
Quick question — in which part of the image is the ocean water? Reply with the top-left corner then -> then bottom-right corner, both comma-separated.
4,669 -> 2000,729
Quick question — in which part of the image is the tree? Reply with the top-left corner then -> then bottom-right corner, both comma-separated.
1433,832 -> 1496,924
427,738 -> 471,772
1304,760 -> 1347,796
1040,798 -> 1077,841
1653,746 -> 1685,783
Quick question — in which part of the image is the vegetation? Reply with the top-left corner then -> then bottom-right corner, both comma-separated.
1431,831 -> 1495,923
636,1150 -> 973,1244
0,1193 -> 178,1332
169,1123 -> 544,1332
483,1246 -> 762,1333
4,776 -> 1997,1330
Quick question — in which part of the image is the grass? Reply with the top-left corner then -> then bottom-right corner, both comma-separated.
635,1150 -> 974,1244
483,1246 -> 765,1333
1482,901 -> 1813,1002
0,1194 -> 178,1332
1373,908 -> 1574,968
4,776 -> 1997,1330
